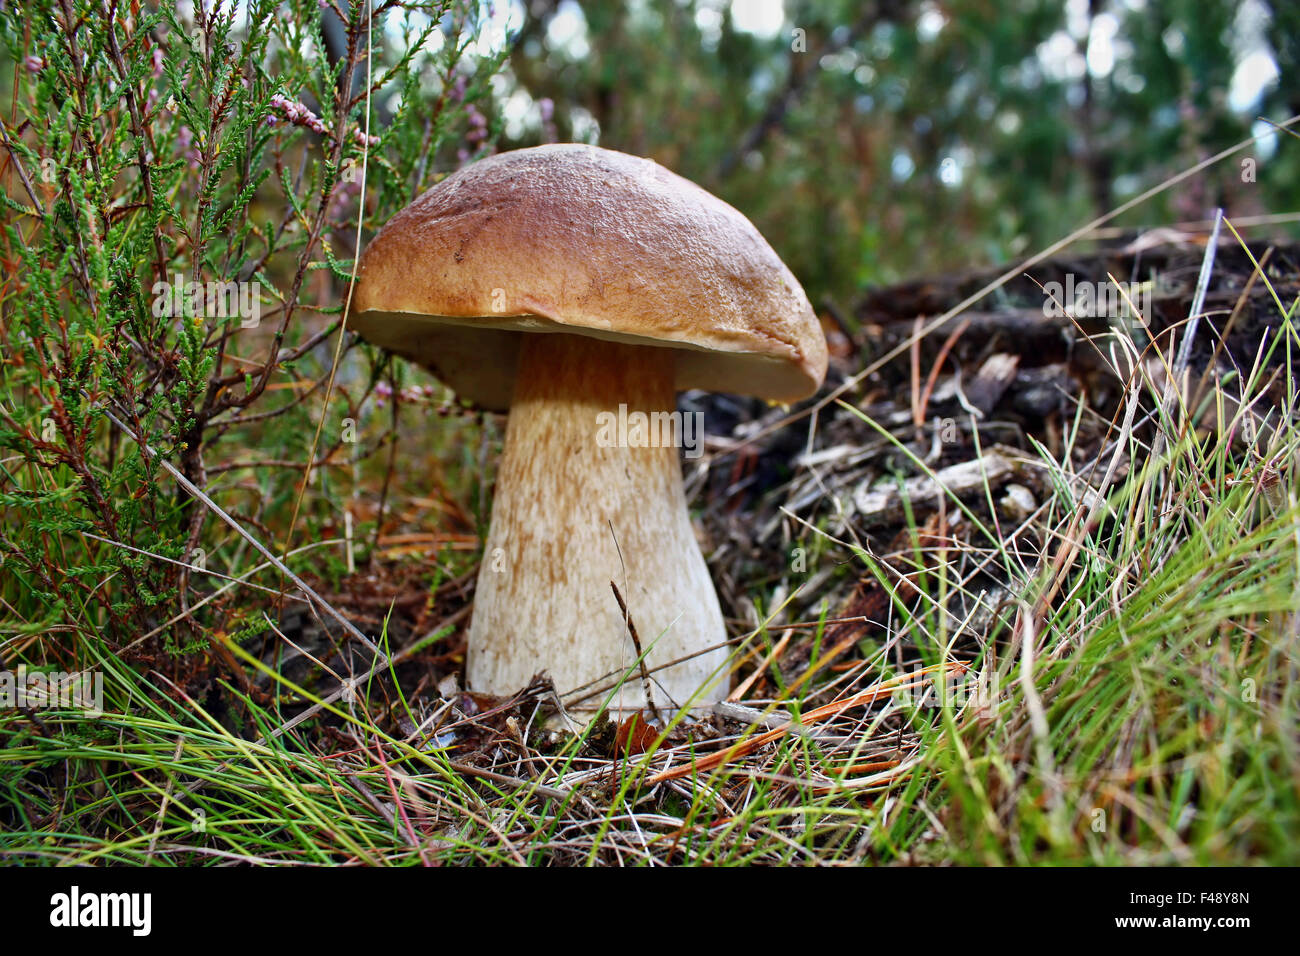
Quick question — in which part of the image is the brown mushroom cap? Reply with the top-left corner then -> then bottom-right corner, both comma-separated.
350,143 -> 828,411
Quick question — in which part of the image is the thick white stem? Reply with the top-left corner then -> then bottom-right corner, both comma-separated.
467,333 -> 728,716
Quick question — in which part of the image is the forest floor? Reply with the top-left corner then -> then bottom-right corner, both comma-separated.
4,229 -> 1298,865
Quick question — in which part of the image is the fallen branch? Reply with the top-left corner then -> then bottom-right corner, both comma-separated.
853,451 -> 1016,527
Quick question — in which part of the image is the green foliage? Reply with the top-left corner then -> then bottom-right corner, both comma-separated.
0,1 -> 501,655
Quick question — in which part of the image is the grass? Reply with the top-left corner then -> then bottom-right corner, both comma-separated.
1,0 -> 1295,868
2,227 -> 1297,865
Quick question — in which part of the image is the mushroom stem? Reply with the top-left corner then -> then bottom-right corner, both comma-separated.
467,332 -> 728,715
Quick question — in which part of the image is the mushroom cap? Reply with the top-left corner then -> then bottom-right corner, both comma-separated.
349,143 -> 828,411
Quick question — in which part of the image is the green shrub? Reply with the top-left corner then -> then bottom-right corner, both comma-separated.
0,1 -> 501,660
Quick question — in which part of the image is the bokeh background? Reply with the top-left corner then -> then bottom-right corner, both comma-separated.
460,0 -> 1298,307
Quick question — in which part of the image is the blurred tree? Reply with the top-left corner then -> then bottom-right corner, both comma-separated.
492,0 -> 1298,311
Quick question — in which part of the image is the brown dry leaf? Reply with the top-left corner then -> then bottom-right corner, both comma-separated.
614,714 -> 659,756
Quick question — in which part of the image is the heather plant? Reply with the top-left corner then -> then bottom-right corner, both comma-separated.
0,1 -> 501,667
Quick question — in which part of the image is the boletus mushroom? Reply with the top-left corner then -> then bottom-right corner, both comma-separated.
350,144 -> 827,717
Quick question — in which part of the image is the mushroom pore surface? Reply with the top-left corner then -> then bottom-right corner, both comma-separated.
467,332 -> 728,715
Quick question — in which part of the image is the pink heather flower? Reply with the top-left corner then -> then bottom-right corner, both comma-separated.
268,94 -> 331,137
176,126 -> 200,163
466,104 -> 488,145
151,47 -> 164,78
327,175 -> 361,218
398,383 -> 441,404
24,55 -> 44,72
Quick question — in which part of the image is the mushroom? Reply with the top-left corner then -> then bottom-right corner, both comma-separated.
350,144 -> 827,717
